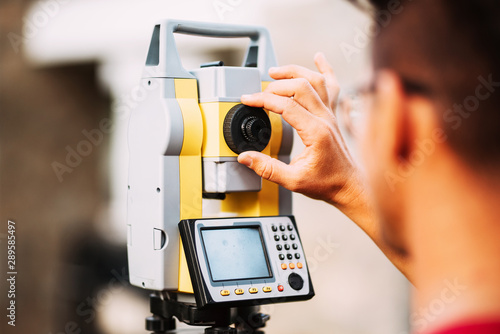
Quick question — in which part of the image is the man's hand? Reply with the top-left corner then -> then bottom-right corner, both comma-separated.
238,53 -> 413,282
238,53 -> 361,211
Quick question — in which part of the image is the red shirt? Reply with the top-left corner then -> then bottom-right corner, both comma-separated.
431,321 -> 500,334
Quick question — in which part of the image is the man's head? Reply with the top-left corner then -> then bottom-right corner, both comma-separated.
352,0 -> 500,254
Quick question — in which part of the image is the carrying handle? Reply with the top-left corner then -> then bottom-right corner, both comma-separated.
143,19 -> 277,80
173,23 -> 260,39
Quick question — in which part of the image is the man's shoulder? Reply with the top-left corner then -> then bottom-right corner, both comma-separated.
429,320 -> 500,334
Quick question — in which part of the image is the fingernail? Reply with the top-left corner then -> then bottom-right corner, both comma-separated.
241,94 -> 251,100
238,154 -> 252,167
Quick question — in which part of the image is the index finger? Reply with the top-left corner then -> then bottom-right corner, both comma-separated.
241,92 -> 319,142
264,78 -> 330,118
269,65 -> 330,106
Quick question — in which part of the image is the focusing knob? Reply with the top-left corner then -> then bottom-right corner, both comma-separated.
223,104 -> 272,154
242,116 -> 267,142
288,273 -> 304,291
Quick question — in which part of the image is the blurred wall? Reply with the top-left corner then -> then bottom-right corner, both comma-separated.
0,2 -> 113,334
1,0 -> 410,333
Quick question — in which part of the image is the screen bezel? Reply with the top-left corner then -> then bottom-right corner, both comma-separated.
199,225 -> 273,283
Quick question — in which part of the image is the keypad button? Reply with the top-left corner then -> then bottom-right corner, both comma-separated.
287,254 -> 293,260
278,285 -> 284,292
221,290 -> 230,296
287,224 -> 293,231
295,253 -> 301,259
263,286 -> 272,293
290,234 -> 296,240
279,254 -> 285,260
249,287 -> 259,294
281,263 -> 288,270
284,244 -> 290,250
274,235 -> 280,241
280,225 -> 286,231
292,243 -> 298,250
272,225 -> 278,232
235,288 -> 244,295
276,244 -> 283,251
282,234 -> 288,241
297,262 -> 303,269
289,263 -> 296,269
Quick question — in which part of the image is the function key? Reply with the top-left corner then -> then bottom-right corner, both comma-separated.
235,288 -> 244,295
284,244 -> 290,250
249,287 -> 259,294
287,224 -> 293,231
292,243 -> 298,250
281,263 -> 288,270
271,225 -> 278,232
289,263 -> 296,269
295,253 -> 301,259
278,285 -> 284,292
274,235 -> 280,241
279,225 -> 286,232
287,254 -> 293,260
282,234 -> 288,241
297,262 -> 303,269
263,286 -> 272,293
279,254 -> 285,260
276,244 -> 283,251
220,290 -> 230,296
290,234 -> 296,240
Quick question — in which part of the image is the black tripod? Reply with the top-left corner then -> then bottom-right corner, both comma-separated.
146,293 -> 270,334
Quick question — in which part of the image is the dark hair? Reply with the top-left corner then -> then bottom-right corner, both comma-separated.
350,0 -> 500,171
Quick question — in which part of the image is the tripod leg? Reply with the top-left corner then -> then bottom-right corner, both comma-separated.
146,292 -> 176,333
146,315 -> 176,333
234,306 -> 269,334
204,326 -> 237,334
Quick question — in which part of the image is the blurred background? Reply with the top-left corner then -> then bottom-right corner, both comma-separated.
0,0 -> 409,333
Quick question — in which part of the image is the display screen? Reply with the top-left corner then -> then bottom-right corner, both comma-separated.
201,226 -> 272,282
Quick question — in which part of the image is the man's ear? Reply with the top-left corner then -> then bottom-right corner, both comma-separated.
374,71 -> 410,171
374,71 -> 441,179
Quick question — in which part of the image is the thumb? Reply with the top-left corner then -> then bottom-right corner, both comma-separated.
238,151 -> 291,186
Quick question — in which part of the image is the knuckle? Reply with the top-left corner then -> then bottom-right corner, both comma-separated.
295,78 -> 310,90
264,81 -> 277,92
261,92 -> 278,110
260,92 -> 272,100
282,98 -> 299,115
311,74 -> 327,88
259,162 -> 275,181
